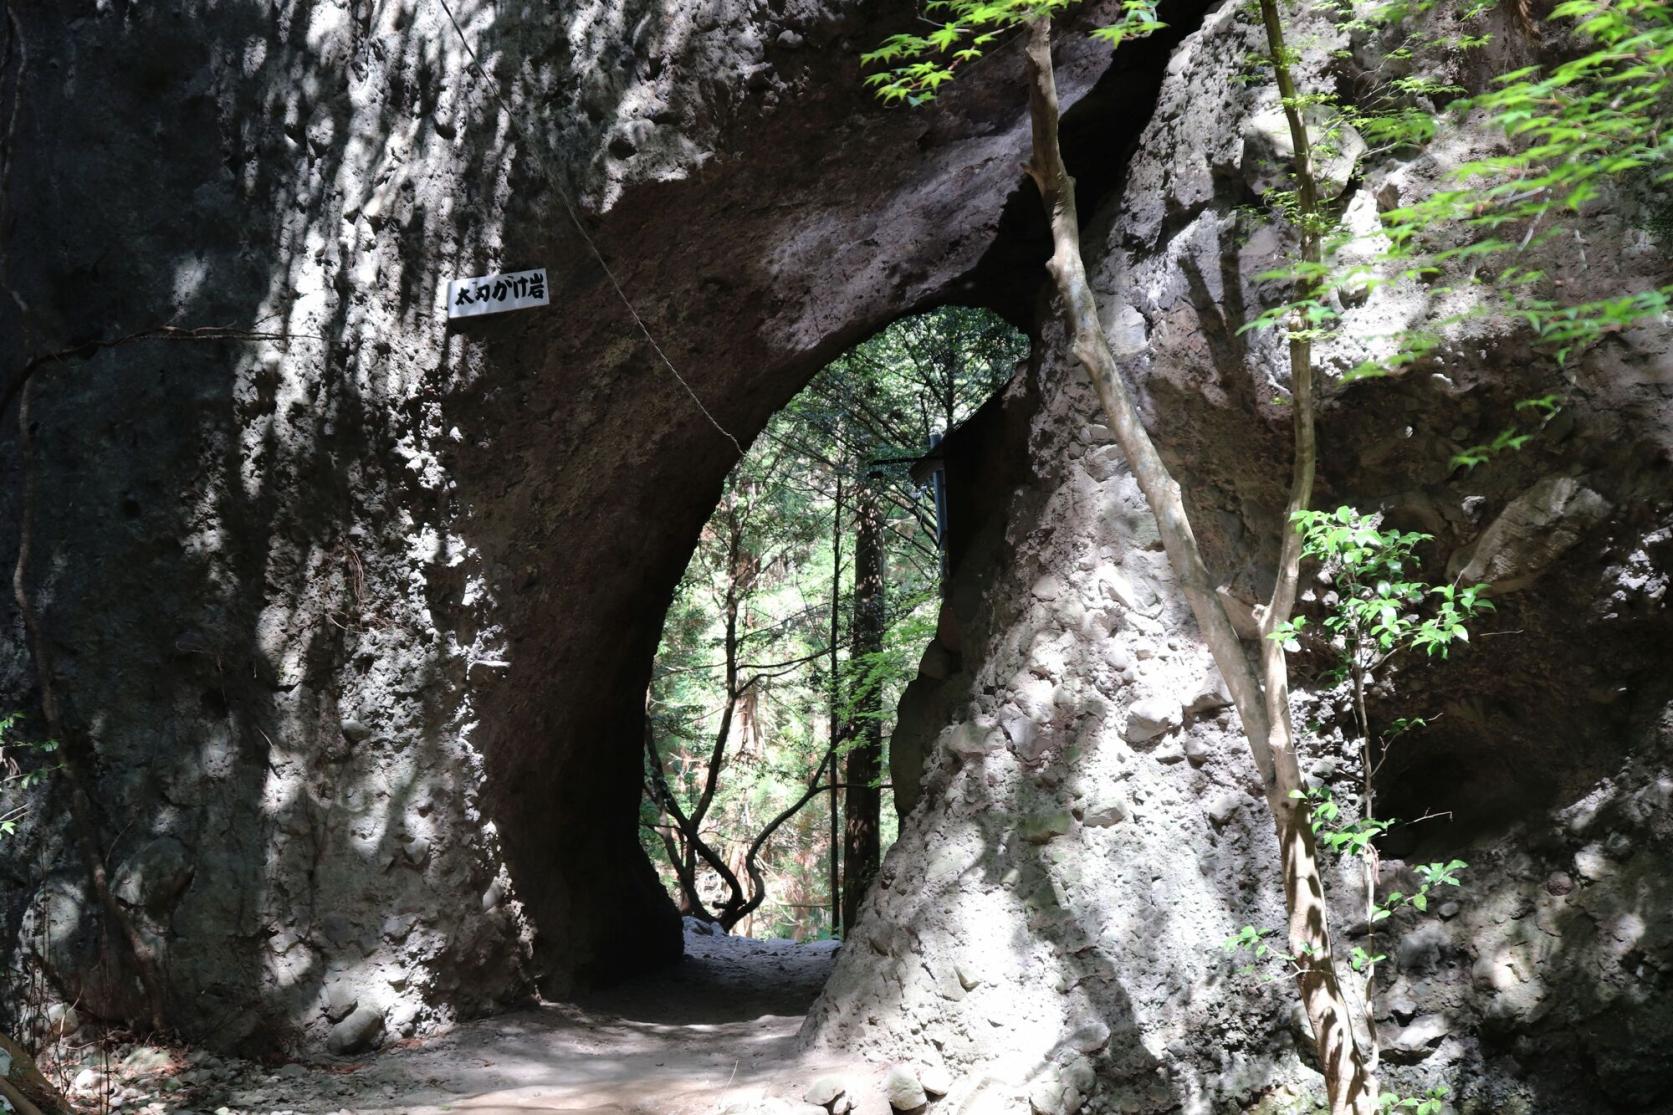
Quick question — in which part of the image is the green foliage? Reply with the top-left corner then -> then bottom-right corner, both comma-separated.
860,0 -> 1164,104
1378,1086 -> 1450,1114
1294,785 -> 1397,858
643,308 -> 1024,936
1240,505 -> 1487,1055
837,609 -> 937,739
868,0 -> 1671,413
1223,921 -> 1340,980
1223,924 -> 1281,972
1271,0 -> 1673,377
1272,506 -> 1493,666
1450,393 -> 1563,471
0,713 -> 59,841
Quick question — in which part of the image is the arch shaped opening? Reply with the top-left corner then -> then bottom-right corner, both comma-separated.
639,306 -> 1028,964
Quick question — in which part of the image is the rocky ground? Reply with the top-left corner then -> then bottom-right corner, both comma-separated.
23,929 -> 894,1115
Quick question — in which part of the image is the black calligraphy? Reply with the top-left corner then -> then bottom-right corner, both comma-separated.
448,269 -> 550,316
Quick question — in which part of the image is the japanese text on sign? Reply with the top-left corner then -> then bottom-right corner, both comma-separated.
446,267 -> 549,319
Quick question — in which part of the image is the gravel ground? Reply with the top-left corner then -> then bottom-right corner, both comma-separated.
33,933 -> 864,1115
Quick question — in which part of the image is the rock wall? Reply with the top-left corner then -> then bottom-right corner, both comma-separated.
0,0 -> 1180,1052
2,0 -> 1669,1093
806,4 -> 1673,1112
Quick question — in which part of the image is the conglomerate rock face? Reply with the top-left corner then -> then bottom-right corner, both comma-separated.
3,0 -> 1670,1099
805,3 -> 1673,1112
0,0 -> 1180,1052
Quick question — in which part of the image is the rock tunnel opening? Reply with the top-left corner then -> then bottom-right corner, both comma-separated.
0,0 -> 1218,1058
465,0 -> 1216,1015
4,0 -> 1673,1106
640,307 -> 1029,955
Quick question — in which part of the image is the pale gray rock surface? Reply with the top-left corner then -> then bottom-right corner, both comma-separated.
0,0 -> 1162,1053
0,0 -> 1668,1105
883,1063 -> 926,1110
804,2 -> 1673,1112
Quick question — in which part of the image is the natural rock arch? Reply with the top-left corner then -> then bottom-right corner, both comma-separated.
0,0 -> 1197,1050
5,3 -> 1669,1107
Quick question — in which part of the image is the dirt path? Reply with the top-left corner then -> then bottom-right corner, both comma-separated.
351,933 -> 846,1115
50,932 -> 861,1115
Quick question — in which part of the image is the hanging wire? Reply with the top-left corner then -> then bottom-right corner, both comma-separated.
434,0 -> 743,455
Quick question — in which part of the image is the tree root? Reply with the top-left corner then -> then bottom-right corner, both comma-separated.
0,1028 -> 71,1115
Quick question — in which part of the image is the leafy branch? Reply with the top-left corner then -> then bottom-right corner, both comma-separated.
861,0 -> 1164,104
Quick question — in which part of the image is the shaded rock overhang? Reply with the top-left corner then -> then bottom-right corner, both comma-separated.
447,0 -> 1213,990
0,0 -> 1212,1033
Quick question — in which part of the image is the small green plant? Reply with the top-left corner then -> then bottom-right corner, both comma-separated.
1378,1086 -> 1450,1114
1282,507 -> 1487,1074
1449,394 -> 1565,472
0,714 -> 59,840
1273,506 -> 1493,664
1227,508 -> 1490,1084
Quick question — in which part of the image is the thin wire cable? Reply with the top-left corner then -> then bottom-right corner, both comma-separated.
435,0 -> 743,455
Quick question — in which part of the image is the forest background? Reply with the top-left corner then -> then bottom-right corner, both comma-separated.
639,306 -> 1028,939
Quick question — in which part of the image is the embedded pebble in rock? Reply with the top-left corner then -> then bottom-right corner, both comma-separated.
804,1075 -> 848,1106
1063,1020 -> 1112,1055
1448,475 -> 1612,591
1181,733 -> 1215,765
1575,844 -> 1611,881
1207,793 -> 1243,827
326,1005 -> 385,1055
1150,738 -> 1188,764
1388,1015 -> 1451,1061
884,1063 -> 927,1110
944,720 -> 1007,757
323,982 -> 359,1023
1080,795 -> 1129,827
1187,670 -> 1234,714
1000,709 -> 1043,761
1022,810 -> 1075,844
1028,1067 -> 1086,1115
1124,695 -> 1181,742
919,1064 -> 954,1097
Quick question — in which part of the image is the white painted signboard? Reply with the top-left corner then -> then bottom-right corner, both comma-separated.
446,267 -> 549,320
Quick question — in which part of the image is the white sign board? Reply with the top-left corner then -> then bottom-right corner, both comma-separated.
446,267 -> 549,320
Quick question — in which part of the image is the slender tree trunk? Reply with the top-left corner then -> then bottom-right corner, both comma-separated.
682,839 -> 699,913
1349,636 -> 1384,1077
643,670 -> 755,925
827,468 -> 845,937
690,604 -> 741,833
1353,662 -> 1382,1079
733,743 -> 838,927
1020,17 -> 1376,1112
1246,5 -> 1378,1104
644,719 -> 705,916
644,725 -> 730,922
840,469 -> 885,931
